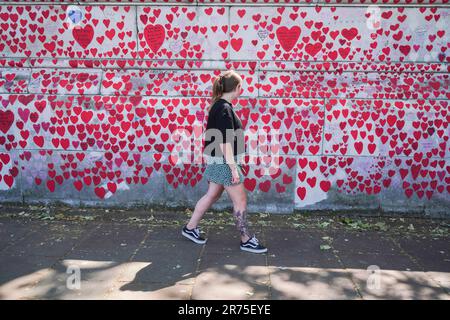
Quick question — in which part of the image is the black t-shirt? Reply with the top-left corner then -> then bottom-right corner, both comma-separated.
203,98 -> 245,157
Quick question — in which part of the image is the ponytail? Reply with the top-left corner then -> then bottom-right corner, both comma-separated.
207,75 -> 224,112
207,70 -> 242,112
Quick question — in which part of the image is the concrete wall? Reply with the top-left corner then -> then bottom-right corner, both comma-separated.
0,1 -> 449,216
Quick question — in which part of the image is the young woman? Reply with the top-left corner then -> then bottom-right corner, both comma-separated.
182,70 -> 268,254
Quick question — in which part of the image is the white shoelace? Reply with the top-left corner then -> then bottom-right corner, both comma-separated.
250,236 -> 259,245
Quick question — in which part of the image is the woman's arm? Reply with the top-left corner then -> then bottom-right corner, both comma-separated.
220,142 -> 238,169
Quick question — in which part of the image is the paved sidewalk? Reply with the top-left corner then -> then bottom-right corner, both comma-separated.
0,206 -> 449,300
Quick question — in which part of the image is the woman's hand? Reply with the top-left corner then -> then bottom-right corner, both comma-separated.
230,165 -> 240,184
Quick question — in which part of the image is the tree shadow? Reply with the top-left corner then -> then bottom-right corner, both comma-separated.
0,220 -> 448,299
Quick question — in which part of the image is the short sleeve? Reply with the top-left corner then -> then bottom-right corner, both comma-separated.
215,105 -> 235,144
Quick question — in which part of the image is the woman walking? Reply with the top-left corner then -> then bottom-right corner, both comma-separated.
182,70 -> 267,254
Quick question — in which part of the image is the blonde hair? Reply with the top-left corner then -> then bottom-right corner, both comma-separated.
207,70 -> 243,112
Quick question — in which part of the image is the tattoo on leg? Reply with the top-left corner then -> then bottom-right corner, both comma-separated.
233,209 -> 251,238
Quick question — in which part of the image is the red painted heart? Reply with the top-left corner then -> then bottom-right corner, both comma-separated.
72,24 -> 94,49
276,26 -> 301,52
144,24 -> 165,54
0,110 -> 14,134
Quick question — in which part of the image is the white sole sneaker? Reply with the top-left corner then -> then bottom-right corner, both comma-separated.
240,246 -> 268,254
182,230 -> 207,244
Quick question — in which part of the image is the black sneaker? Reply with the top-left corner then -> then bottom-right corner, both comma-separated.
182,225 -> 207,244
240,235 -> 268,254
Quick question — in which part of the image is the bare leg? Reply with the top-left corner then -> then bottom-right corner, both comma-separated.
224,182 -> 251,242
187,181 -> 224,229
